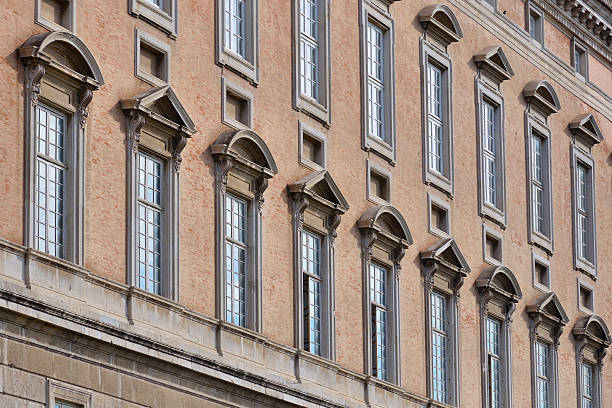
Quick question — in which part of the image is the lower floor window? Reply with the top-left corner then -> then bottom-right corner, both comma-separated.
370,263 -> 387,381
582,363 -> 593,408
55,401 -> 79,408
302,231 -> 322,355
431,291 -> 448,403
224,194 -> 247,327
535,341 -> 550,408
486,317 -> 502,408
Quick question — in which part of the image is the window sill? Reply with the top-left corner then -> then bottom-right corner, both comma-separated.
130,0 -> 178,38
425,170 -> 453,197
136,71 -> 168,87
364,135 -> 395,164
481,203 -> 506,227
576,258 -> 596,280
530,231 -> 553,254
295,96 -> 330,127
218,50 -> 258,85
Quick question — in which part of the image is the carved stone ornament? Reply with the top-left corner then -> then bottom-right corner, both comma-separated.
127,110 -> 146,153
30,63 -> 45,107
328,211 -> 341,245
78,88 -> 93,129
172,135 -> 188,171
292,194 -> 309,227
253,174 -> 269,212
214,156 -> 233,195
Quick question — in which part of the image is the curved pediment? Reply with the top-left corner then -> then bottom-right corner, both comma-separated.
420,238 -> 471,275
419,4 -> 463,45
19,31 -> 104,86
569,114 -> 603,146
473,46 -> 514,83
476,266 -> 522,301
573,315 -> 612,346
121,86 -> 196,136
358,205 -> 413,246
211,129 -> 278,174
523,80 -> 561,117
287,170 -> 349,212
526,292 -> 569,324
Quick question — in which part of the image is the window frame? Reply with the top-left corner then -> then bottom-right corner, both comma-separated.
527,4 -> 544,47
47,379 -> 91,408
135,29 -> 171,86
35,0 -> 77,33
20,32 -> 104,266
211,130 -> 278,333
122,86 -> 196,302
526,115 -> 554,253
366,160 -> 391,205
420,41 -> 454,195
532,253 -> 551,292
221,77 -> 254,130
129,0 -> 178,38
476,83 -> 507,226
570,146 -> 597,277
577,278 -> 595,314
216,0 -> 259,84
427,193 -> 451,238
477,266 -> 523,408
420,238 -> 469,406
571,38 -> 589,80
298,120 -> 326,171
288,170 -> 347,363
359,205 -> 412,387
359,0 -> 396,164
292,0 -> 331,125
483,224 -> 503,266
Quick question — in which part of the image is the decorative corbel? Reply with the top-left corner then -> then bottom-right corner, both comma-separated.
552,325 -> 564,347
214,155 -> 233,195
78,88 -> 93,130
254,174 -> 269,212
575,334 -> 588,358
506,301 -> 517,324
596,347 -> 607,366
172,134 -> 188,171
479,287 -> 493,314
452,276 -> 464,302
328,211 -> 341,246
529,313 -> 543,337
291,193 -> 309,227
392,246 -> 405,279
30,63 -> 45,107
361,229 -> 377,261
127,110 -> 146,153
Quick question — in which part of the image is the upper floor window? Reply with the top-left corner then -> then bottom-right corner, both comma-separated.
360,0 -> 396,163
129,0 -> 178,38
421,238 -> 470,406
477,266 -> 523,408
288,170 -> 348,362
211,130 -> 278,332
122,86 -> 196,300
528,6 -> 544,46
474,46 -> 514,227
523,80 -> 561,252
19,32 -> 104,265
572,315 -> 611,408
216,0 -> 258,83
572,39 -> 589,79
568,114 -> 603,278
359,205 -> 412,386
419,4 -> 463,195
527,292 -> 569,408
293,0 -> 330,124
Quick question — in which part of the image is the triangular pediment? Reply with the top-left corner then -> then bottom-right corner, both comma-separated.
569,114 -> 603,146
121,86 -> 196,135
473,46 -> 514,82
288,170 -> 349,212
528,292 -> 569,324
420,238 -> 471,275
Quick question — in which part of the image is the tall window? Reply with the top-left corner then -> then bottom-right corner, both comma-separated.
535,341 -> 550,408
576,164 -> 589,259
370,263 -> 388,381
427,63 -> 443,174
431,292 -> 448,403
367,22 -> 384,141
531,134 -> 545,233
147,0 -> 163,7
582,363 -> 593,408
35,105 -> 66,258
486,317 -> 502,408
302,230 -> 321,355
299,0 -> 318,101
482,101 -> 497,206
136,153 -> 163,295
224,0 -> 245,57
224,194 -> 247,327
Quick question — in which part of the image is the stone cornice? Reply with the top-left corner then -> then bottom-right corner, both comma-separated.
454,0 -> 612,120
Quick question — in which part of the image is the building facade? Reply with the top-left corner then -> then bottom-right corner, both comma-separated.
0,0 -> 611,407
